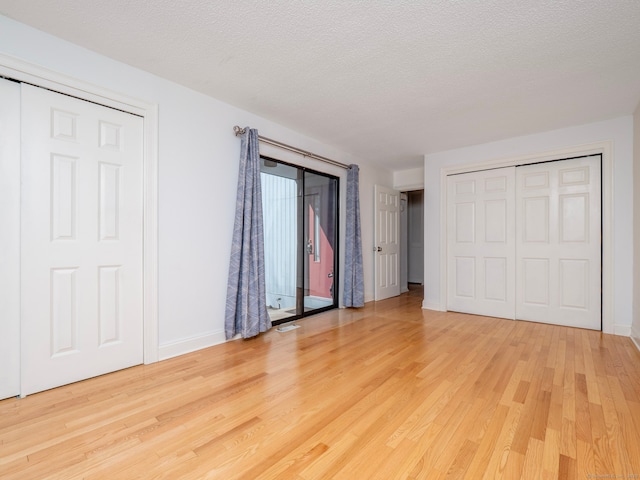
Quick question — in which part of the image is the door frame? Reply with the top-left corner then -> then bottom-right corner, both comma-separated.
0,53 -> 160,363
439,142 -> 614,334
0,78 -> 21,399
260,155 -> 340,326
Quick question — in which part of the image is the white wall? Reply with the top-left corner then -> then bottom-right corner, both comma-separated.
632,105 -> 640,349
0,15 -> 392,359
424,117 -> 634,334
394,167 -> 425,191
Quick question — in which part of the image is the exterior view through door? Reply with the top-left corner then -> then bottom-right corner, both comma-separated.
260,157 -> 338,325
447,155 -> 602,330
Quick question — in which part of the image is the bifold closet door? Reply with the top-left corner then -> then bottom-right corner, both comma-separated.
515,156 -> 601,330
447,167 -> 516,319
20,84 -> 145,396
447,156 -> 602,330
0,78 -> 21,400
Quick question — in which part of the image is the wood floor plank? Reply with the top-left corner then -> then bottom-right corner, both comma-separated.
541,428 -> 560,479
1,287 -> 639,479
520,436 -> 544,479
462,404 -> 510,478
480,402 -> 523,480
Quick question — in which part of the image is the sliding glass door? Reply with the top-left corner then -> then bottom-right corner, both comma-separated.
260,157 -> 338,325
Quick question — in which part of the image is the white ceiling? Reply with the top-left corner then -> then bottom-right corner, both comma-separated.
2,1 -> 640,169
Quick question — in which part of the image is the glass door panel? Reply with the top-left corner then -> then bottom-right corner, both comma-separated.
260,157 -> 338,325
304,171 -> 337,315
260,159 -> 300,323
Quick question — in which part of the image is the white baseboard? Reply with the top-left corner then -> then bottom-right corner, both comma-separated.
159,330 -> 227,361
613,324 -> 632,337
422,300 -> 445,311
631,327 -> 640,353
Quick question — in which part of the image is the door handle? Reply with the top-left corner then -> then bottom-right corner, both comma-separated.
375,246 -> 382,252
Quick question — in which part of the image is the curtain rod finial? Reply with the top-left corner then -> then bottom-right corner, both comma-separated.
233,125 -> 246,136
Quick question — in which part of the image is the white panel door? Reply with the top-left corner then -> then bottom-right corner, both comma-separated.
447,167 -> 516,319
0,78 -> 21,400
21,84 -> 144,396
374,185 -> 400,300
516,156 -> 601,329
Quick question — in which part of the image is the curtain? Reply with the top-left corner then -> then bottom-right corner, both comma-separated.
343,164 -> 364,307
225,127 -> 271,339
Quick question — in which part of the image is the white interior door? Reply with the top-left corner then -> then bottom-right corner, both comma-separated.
516,156 -> 601,329
0,78 -> 21,400
374,185 -> 400,300
447,167 -> 516,319
20,84 -> 144,396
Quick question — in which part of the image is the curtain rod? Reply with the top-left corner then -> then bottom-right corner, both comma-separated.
233,126 -> 349,169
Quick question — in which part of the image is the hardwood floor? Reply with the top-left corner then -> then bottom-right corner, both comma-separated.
2,290 -> 640,479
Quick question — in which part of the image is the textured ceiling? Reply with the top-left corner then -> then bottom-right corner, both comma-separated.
2,1 -> 640,169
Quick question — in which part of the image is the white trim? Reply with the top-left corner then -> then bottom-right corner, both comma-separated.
0,53 -> 148,115
438,141 -> 614,334
159,331 -> 228,361
0,53 -> 160,363
0,79 -> 21,399
614,324 -> 631,337
631,328 -> 640,352
422,300 -> 445,311
394,182 -> 425,192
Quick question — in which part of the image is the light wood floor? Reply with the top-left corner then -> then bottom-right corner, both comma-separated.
2,289 -> 640,479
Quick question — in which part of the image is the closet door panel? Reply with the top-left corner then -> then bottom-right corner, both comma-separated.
20,84 -> 144,396
515,156 -> 601,330
447,167 -> 516,319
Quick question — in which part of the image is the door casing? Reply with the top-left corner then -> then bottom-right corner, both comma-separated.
0,78 -> 21,399
0,53 -> 159,364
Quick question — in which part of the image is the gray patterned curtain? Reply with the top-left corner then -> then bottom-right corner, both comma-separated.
225,127 -> 271,339
344,164 -> 364,307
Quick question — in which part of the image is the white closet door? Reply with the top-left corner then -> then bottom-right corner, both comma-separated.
516,156 -> 601,329
447,167 -> 516,319
21,84 -> 144,396
0,78 -> 21,400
